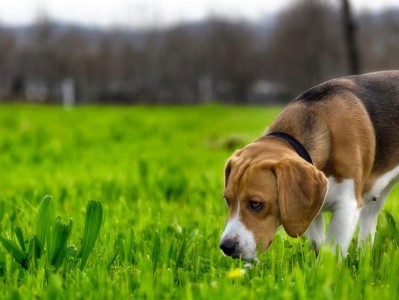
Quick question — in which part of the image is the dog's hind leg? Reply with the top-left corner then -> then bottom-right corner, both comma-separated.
358,189 -> 389,248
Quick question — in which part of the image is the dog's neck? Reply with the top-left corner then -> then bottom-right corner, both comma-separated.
266,131 -> 313,164
267,104 -> 331,171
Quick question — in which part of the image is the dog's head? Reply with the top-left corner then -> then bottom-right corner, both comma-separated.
220,140 -> 328,260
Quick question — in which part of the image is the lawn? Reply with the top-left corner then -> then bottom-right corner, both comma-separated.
0,104 -> 398,299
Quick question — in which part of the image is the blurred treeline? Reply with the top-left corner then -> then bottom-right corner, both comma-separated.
0,0 -> 398,105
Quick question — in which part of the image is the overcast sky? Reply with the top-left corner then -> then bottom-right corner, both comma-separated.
0,0 -> 398,28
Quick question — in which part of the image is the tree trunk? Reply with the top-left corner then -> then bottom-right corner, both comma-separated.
342,0 -> 360,74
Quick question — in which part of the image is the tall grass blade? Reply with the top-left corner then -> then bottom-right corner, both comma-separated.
0,236 -> 27,269
79,200 -> 103,270
62,244 -> 78,271
385,211 -> 398,237
0,201 -> 4,223
151,231 -> 161,273
175,237 -> 188,272
35,195 -> 52,256
107,248 -> 118,271
28,236 -> 41,269
48,217 -> 73,270
14,227 -> 26,252
0,251 -> 5,277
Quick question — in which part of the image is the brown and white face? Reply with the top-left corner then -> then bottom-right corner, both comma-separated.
220,142 -> 328,260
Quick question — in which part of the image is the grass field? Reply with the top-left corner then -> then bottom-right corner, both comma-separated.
0,104 -> 398,299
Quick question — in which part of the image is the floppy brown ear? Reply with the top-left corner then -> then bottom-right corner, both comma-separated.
273,158 -> 328,237
224,159 -> 232,188
224,150 -> 243,188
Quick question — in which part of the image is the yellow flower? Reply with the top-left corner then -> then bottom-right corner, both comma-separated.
226,268 -> 246,279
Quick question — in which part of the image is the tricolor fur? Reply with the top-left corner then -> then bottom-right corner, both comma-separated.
220,70 -> 399,259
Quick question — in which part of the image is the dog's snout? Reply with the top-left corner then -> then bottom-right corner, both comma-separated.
220,239 -> 238,256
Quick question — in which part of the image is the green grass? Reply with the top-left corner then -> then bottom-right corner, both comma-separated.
0,104 -> 398,299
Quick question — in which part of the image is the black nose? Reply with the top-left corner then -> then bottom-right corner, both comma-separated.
220,239 -> 238,256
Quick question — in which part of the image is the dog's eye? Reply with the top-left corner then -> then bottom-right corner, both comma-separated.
248,200 -> 263,212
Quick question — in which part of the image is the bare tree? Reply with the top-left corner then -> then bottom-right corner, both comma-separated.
342,0 -> 360,74
0,26 -> 17,99
358,9 -> 399,72
270,0 -> 346,95
202,18 -> 258,103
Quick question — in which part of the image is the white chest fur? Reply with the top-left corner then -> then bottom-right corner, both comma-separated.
324,177 -> 357,211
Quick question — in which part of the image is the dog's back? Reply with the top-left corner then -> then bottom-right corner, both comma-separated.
351,71 -> 399,172
293,70 -> 399,174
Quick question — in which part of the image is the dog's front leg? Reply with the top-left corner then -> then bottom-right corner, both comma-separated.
305,213 -> 325,252
325,200 -> 359,256
324,178 -> 360,256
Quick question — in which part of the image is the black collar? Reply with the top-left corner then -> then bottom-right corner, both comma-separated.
266,131 -> 313,164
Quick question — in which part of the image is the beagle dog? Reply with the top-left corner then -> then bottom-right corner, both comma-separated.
220,70 -> 399,260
